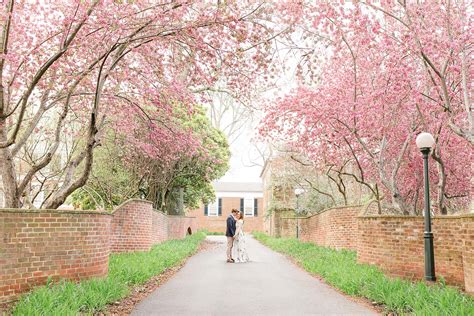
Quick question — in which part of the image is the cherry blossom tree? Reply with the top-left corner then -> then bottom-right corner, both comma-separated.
0,0 -> 278,208
261,1 -> 472,214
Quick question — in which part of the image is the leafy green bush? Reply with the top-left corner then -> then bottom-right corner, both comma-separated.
253,232 -> 474,315
13,232 -> 206,315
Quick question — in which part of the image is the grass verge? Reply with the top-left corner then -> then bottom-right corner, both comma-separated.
12,232 -> 206,315
204,231 -> 225,235
253,232 -> 474,315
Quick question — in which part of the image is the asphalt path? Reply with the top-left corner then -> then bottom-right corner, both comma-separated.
132,235 -> 378,316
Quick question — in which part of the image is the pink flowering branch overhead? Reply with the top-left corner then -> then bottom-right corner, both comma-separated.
261,1 -> 472,214
0,1 -> 279,208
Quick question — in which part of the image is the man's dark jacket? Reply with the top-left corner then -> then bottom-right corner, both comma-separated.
226,214 -> 236,237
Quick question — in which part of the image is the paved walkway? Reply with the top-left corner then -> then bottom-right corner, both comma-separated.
132,236 -> 377,316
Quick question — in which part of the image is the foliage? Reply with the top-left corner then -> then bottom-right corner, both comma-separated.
261,1 -> 472,214
0,1 -> 279,208
253,232 -> 474,315
129,104 -> 231,212
12,232 -> 206,315
70,134 -> 144,210
163,105 -> 231,209
71,105 -> 230,211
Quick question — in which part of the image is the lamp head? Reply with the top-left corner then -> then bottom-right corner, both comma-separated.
416,132 -> 435,151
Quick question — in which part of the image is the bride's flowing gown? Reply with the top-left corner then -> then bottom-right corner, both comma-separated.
234,219 -> 249,263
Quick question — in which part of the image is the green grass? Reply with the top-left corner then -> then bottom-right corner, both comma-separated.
253,232 -> 474,316
204,231 -> 225,235
12,232 -> 206,315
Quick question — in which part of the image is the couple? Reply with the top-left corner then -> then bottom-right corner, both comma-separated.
225,208 -> 249,263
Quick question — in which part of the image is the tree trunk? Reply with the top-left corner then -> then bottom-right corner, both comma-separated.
0,99 -> 19,207
374,183 -> 382,215
432,149 -> 447,215
0,144 -> 19,208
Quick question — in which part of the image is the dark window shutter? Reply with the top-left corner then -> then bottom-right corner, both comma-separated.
218,198 -> 222,216
240,198 -> 244,213
204,204 -> 208,216
254,198 -> 258,216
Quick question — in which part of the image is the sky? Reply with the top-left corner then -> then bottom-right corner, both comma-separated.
211,61 -> 298,184
219,122 -> 264,183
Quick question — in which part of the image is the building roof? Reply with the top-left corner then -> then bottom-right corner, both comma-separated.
212,181 -> 262,193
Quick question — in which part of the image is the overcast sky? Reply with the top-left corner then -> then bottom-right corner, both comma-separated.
213,58 -> 299,184
219,120 -> 264,183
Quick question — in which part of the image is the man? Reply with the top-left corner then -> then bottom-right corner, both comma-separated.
226,209 -> 238,263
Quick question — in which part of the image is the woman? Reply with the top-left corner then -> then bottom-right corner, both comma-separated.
233,211 -> 250,263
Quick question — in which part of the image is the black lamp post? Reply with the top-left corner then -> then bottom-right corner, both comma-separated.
294,188 -> 304,239
416,132 -> 436,281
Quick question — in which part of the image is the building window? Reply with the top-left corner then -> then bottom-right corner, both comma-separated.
244,198 -> 254,217
208,201 -> 218,216
205,198 -> 222,216
254,198 -> 258,216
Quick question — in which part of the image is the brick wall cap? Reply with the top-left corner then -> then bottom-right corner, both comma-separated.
167,215 -> 197,218
305,205 -> 363,219
358,213 -> 474,219
271,208 -> 294,213
111,199 -> 154,214
0,208 -> 112,216
152,209 -> 167,215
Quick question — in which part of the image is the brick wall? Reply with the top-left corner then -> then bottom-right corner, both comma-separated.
111,199 -> 196,253
463,216 -> 474,292
1,199 -> 197,303
111,200 -> 154,252
152,210 -> 168,244
270,205 -> 474,292
168,216 -> 197,239
0,209 -> 111,303
271,206 -> 360,250
357,214 -> 474,292
188,197 -> 263,233
300,206 -> 360,250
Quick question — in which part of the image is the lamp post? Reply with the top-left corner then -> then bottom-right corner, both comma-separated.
416,132 -> 436,282
294,188 -> 305,239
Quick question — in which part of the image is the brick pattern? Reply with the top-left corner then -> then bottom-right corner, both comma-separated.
463,216 -> 474,292
168,216 -> 197,239
300,206 -> 360,250
0,200 -> 197,303
152,210 -> 168,244
111,200 -> 154,252
275,206 -> 360,250
357,214 -> 474,291
111,199 -> 196,253
0,209 -> 111,303
270,206 -> 474,292
188,197 -> 264,233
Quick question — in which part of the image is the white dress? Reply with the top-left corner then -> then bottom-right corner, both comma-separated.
233,219 -> 249,263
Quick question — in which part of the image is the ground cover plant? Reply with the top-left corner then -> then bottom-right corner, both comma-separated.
205,231 -> 225,236
253,232 -> 474,315
12,232 -> 206,315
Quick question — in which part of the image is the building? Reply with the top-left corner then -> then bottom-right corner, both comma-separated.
187,182 -> 264,233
